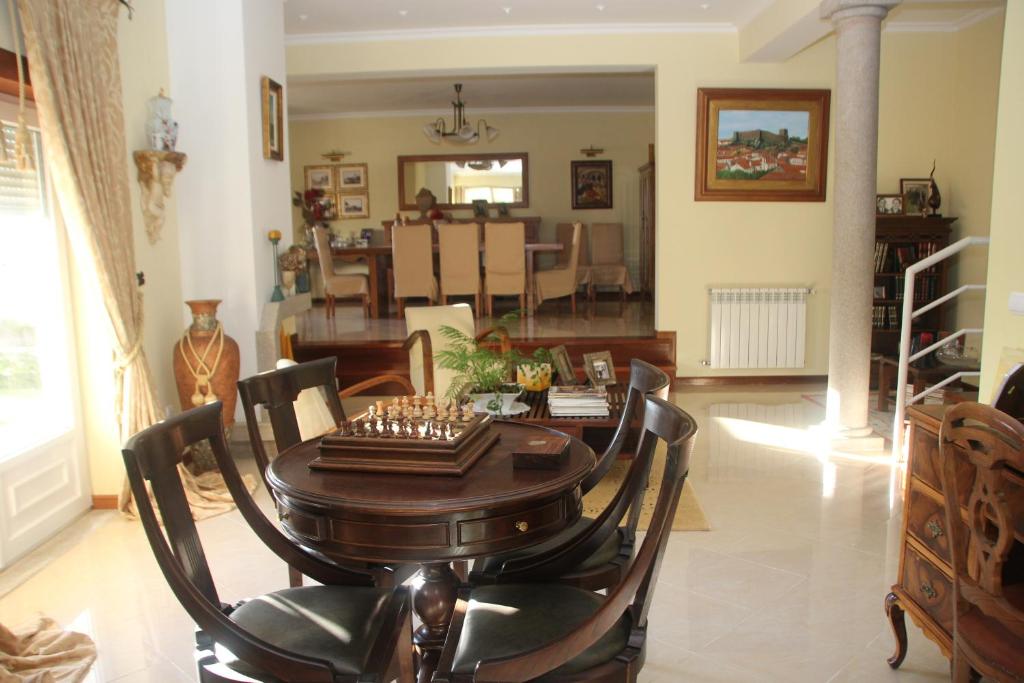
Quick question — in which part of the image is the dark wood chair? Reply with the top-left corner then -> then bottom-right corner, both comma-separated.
939,402 -> 1024,682
238,357 -> 424,588
433,395 -> 696,683
470,358 -> 670,591
122,401 -> 414,683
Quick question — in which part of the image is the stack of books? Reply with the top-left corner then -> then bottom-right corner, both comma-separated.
547,386 -> 609,417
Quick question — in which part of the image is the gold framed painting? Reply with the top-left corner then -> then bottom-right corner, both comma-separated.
261,76 -> 284,161
339,193 -> 370,219
695,88 -> 830,202
305,165 -> 335,192
337,163 -> 368,192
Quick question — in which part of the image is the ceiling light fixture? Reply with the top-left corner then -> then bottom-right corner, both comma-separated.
422,84 -> 499,145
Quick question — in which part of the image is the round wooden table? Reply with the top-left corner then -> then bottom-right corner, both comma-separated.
267,421 -> 595,682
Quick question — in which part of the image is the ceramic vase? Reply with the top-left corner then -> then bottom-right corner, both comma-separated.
172,299 -> 240,426
517,363 -> 552,392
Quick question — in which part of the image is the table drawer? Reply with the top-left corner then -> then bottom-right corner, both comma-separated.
277,498 -> 327,543
901,545 -> 954,635
457,498 -> 567,547
910,424 -> 944,492
906,487 -> 956,566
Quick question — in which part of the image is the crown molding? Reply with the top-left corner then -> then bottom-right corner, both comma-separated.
290,105 -> 655,122
285,22 -> 736,46
883,6 -> 1003,33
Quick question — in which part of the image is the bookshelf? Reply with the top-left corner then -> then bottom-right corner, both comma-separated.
871,215 -> 955,384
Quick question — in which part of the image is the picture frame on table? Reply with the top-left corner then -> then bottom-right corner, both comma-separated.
261,76 -> 284,161
550,345 -> 577,385
571,160 -> 613,209
900,178 -> 931,216
583,351 -> 617,387
338,163 -> 368,191
305,165 -> 335,192
876,194 -> 903,215
339,193 -> 370,219
694,87 -> 830,202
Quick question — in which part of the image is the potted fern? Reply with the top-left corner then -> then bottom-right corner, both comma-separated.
435,325 -> 522,415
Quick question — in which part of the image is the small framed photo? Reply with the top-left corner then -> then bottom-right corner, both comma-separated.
360,228 -> 374,241
305,165 -> 335,191
338,163 -> 368,191
900,178 -> 931,216
550,345 -> 577,385
571,160 -> 613,209
873,285 -> 886,299
261,76 -> 284,161
876,194 -> 903,215
339,193 -> 369,219
583,351 -> 617,387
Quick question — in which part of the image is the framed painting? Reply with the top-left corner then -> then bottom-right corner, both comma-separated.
571,160 -> 613,209
261,76 -> 284,161
582,351 -> 617,387
900,178 -> 930,216
549,345 -> 577,385
339,193 -> 370,219
305,165 -> 335,192
338,163 -> 368,191
876,194 -> 904,215
695,88 -> 830,202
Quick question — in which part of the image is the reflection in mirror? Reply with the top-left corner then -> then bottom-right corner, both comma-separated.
398,153 -> 529,210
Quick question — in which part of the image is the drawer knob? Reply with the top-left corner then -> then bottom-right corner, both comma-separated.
514,520 -> 529,533
920,582 -> 937,600
926,519 -> 944,539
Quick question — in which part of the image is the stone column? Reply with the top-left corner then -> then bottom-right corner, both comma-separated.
821,0 -> 898,437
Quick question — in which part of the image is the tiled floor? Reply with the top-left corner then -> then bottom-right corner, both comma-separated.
0,386 -> 951,682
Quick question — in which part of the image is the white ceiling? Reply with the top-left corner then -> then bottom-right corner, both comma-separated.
288,72 -> 654,117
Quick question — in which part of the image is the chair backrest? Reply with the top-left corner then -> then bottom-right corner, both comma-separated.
392,223 -> 435,299
993,362 -> 1024,422
939,402 -> 1024,639
123,402 -> 351,682
312,225 -> 335,278
565,222 -> 582,276
590,222 -> 624,266
484,222 -> 525,296
237,357 -> 344,486
472,396 -> 697,681
438,222 -> 480,297
554,223 -> 575,268
405,303 -> 476,398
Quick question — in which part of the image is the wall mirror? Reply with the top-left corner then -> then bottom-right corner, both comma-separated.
397,153 -> 529,210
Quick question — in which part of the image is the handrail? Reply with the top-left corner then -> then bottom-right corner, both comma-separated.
892,236 -> 989,457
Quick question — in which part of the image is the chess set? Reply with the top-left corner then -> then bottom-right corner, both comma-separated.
311,393 -> 501,476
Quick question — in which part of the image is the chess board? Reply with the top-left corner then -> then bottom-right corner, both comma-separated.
310,395 -> 500,476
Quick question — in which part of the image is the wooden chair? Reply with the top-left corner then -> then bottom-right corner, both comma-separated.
588,223 -> 634,302
312,226 -> 370,318
438,222 -> 482,313
392,223 -> 438,318
238,357 -> 417,588
939,402 -> 1024,682
483,222 -> 526,317
123,401 -> 414,683
470,359 -> 670,591
434,395 -> 697,683
534,222 -> 582,314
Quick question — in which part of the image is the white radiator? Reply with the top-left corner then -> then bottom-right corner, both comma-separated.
708,288 -> 808,369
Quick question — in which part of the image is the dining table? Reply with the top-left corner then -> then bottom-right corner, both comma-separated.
266,420 -> 595,683
310,242 -> 563,318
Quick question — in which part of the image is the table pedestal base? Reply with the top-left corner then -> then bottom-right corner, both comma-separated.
413,562 -> 459,683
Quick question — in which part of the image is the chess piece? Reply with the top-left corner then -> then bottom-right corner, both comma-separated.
340,420 -> 350,436
413,394 -> 422,408
448,400 -> 459,422
413,404 -> 422,419
375,400 -> 384,415
425,392 -> 434,409
368,405 -> 377,422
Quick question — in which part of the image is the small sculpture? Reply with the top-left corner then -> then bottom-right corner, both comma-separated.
926,160 -> 942,217
415,188 -> 437,218
146,89 -> 179,152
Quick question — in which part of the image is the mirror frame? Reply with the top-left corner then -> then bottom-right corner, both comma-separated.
397,152 -> 530,210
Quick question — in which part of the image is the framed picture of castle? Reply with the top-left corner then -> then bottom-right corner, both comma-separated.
695,88 -> 830,202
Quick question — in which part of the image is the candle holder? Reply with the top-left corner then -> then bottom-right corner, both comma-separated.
268,230 -> 284,302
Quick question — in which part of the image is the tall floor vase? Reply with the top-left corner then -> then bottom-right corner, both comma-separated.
172,299 -> 240,426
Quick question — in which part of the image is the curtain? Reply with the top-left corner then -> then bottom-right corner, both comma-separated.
18,0 -> 243,519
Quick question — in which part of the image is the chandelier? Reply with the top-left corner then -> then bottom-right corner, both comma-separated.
423,83 -> 499,145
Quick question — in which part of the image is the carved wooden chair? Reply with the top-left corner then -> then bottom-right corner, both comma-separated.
238,357 -> 418,588
123,401 -> 414,683
939,402 -> 1024,683
470,359 -> 671,591
434,395 -> 697,683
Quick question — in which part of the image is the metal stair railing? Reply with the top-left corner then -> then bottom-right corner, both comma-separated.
892,236 -> 989,457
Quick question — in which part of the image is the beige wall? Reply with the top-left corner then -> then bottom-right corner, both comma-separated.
979,2 -> 1024,399
289,111 -> 654,280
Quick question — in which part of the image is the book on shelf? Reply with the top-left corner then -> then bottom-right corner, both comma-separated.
548,385 -> 609,417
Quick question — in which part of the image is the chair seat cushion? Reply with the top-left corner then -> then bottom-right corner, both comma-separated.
452,583 -> 630,678
476,516 -> 624,576
334,261 -> 370,276
222,586 -> 395,679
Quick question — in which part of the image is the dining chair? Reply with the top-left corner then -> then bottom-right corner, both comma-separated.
939,402 -> 1024,683
556,221 -> 591,291
483,222 -> 526,317
434,395 -> 697,683
123,401 -> 414,683
438,222 -> 481,313
534,222 -> 582,314
238,357 -> 417,588
404,304 -> 511,400
392,223 -> 438,318
470,359 -> 671,591
588,222 -> 634,302
313,226 -> 370,318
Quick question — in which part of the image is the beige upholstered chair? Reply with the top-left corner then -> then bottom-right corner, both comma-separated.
535,222 -> 582,314
483,222 -> 525,317
391,223 -> 438,318
313,226 -> 369,318
438,222 -> 481,314
588,222 -> 634,301
558,221 -> 592,290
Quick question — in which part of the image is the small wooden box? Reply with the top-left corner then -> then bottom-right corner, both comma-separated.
512,434 -> 570,470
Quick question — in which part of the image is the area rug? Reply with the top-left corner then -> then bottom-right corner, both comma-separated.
582,444 -> 710,532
